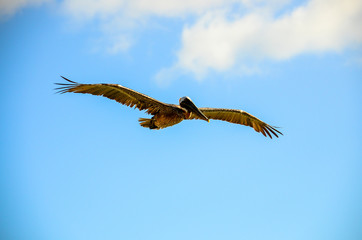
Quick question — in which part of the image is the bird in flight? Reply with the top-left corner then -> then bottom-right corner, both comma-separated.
55,76 -> 283,138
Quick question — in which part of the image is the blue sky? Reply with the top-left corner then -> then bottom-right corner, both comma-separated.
1,1 -> 361,240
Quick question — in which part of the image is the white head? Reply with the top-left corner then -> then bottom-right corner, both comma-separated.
179,96 -> 209,122
179,96 -> 191,104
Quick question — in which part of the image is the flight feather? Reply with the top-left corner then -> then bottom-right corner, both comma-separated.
188,108 -> 283,138
55,76 -> 173,115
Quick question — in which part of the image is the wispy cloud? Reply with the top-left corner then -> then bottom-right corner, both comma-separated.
0,0 -> 51,16
59,0 -> 241,54
60,0 -> 362,81
3,0 -> 361,82
62,0 -> 238,19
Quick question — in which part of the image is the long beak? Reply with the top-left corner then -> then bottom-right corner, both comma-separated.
181,98 -> 209,122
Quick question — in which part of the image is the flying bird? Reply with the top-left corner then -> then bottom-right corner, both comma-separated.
55,76 -> 283,138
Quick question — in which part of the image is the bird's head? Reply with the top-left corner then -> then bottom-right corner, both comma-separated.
179,96 -> 209,122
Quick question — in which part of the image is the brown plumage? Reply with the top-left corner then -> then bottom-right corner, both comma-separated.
187,108 -> 282,138
55,76 -> 283,138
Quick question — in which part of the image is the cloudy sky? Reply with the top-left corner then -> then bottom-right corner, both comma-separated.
1,0 -> 361,240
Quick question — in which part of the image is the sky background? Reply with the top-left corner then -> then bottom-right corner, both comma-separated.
1,0 -> 361,240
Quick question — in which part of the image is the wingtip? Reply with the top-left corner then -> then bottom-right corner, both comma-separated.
266,125 -> 283,139
270,126 -> 283,136
60,76 -> 77,83
54,76 -> 79,94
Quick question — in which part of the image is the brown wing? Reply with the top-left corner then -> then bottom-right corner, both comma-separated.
55,76 -> 174,115
188,108 -> 283,138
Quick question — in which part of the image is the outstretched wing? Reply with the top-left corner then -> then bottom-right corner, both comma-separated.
188,108 -> 283,138
55,76 -> 174,115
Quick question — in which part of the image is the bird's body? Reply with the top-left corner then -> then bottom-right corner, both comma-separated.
55,76 -> 282,138
139,105 -> 186,129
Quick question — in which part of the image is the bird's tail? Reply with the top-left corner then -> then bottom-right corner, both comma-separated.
138,118 -> 159,129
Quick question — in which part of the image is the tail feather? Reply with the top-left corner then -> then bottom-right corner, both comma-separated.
138,118 -> 159,129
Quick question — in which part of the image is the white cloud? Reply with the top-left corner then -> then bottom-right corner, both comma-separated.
160,0 -> 362,81
61,0 -> 125,19
62,0 -> 238,19
106,34 -> 132,54
60,0 -> 362,81
60,0 -> 243,54
0,0 -> 50,16
58,0 -> 295,56
3,0 -> 361,81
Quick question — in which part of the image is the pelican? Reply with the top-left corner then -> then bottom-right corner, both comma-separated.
55,76 -> 282,138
